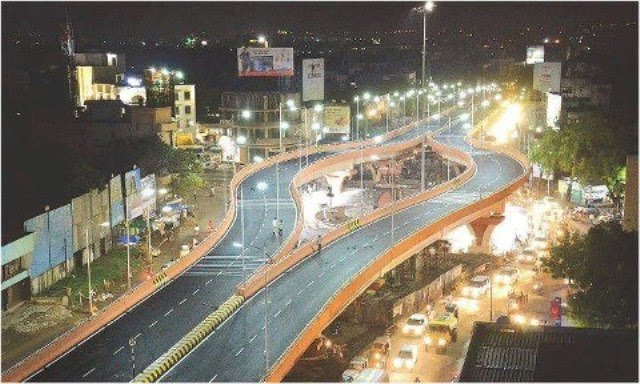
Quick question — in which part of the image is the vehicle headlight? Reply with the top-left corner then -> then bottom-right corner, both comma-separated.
472,289 -> 479,298
463,287 -> 470,295
530,319 -> 540,326
374,352 -> 381,359
438,338 -> 446,346
403,325 -> 410,333
393,358 -> 402,368
424,336 -> 432,345
406,360 -> 415,369
514,314 -> 526,324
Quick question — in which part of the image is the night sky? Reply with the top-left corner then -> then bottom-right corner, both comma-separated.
3,1 -> 638,40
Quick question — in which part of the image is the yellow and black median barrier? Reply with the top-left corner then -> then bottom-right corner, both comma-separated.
133,295 -> 245,382
346,219 -> 361,232
153,272 -> 169,289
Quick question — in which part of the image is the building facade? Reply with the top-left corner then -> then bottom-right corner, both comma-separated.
174,84 -> 196,129
74,52 -> 125,108
1,233 -> 35,311
219,91 -> 303,163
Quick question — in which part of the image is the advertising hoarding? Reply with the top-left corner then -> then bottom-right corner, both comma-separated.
109,175 -> 125,226
546,92 -> 562,130
129,174 -> 157,219
323,106 -> 351,134
533,62 -> 561,93
526,45 -> 545,65
302,58 -> 324,102
237,47 -> 294,77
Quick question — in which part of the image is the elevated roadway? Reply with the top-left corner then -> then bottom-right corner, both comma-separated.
160,109 -> 528,382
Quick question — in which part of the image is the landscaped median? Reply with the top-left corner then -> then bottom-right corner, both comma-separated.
134,295 -> 245,383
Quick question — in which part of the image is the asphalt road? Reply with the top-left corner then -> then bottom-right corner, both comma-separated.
27,117 -> 426,382
161,110 -> 527,382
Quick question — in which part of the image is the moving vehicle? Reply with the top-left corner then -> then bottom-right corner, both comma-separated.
517,248 -> 537,263
423,313 -> 458,353
462,275 -> 490,298
353,368 -> 389,382
402,314 -> 428,336
342,356 -> 369,382
393,344 -> 418,370
368,336 -> 391,368
495,267 -> 520,285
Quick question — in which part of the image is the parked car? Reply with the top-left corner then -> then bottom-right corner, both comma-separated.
517,248 -> 537,263
495,267 -> 520,285
424,313 -> 458,353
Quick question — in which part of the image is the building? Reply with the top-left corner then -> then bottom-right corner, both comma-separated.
174,84 -> 196,129
1,233 -> 35,311
74,52 -> 126,108
459,322 -> 637,382
219,91 -> 303,163
81,100 -> 177,146
623,155 -> 638,232
560,77 -> 612,112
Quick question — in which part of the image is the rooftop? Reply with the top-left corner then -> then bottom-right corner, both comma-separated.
460,322 -> 638,382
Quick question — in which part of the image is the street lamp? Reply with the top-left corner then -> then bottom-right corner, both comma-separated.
142,187 -> 155,264
420,1 -> 435,85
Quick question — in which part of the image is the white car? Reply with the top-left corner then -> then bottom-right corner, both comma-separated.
495,267 -> 520,285
462,276 -> 490,298
402,314 -> 427,336
517,248 -> 537,263
393,344 -> 418,370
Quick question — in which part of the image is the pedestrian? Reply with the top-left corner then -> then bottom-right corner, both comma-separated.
210,186 -> 216,197
278,219 -> 284,237
208,220 -> 214,232
316,235 -> 322,253
192,237 -> 198,249
272,217 -> 278,236
194,191 -> 197,201
194,225 -> 200,237
414,377 -> 420,383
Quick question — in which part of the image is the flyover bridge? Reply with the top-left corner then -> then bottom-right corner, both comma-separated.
159,106 -> 528,382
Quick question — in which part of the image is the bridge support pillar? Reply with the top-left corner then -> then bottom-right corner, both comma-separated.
468,210 -> 505,254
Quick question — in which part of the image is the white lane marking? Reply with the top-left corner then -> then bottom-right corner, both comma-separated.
205,279 -> 212,285
285,299 -> 292,307
193,288 -> 200,295
235,347 -> 245,357
217,271 -> 223,276
164,308 -> 174,317
179,298 -> 187,305
113,346 -> 124,355
249,334 -> 257,343
134,332 -> 142,340
262,325 -> 266,330
363,243 -> 369,247
209,374 -> 218,383
330,263 -> 337,269
297,289 -> 304,295
307,280 -> 315,288
339,256 -> 346,262
319,271 -> 326,277
149,320 -> 158,328
81,368 -> 96,378
274,310 -> 282,318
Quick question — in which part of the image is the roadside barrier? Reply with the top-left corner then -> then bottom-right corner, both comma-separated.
133,295 -> 245,383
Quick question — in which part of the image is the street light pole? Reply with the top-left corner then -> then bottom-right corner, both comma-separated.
125,208 -> 131,291
277,102 -> 283,222
355,96 -> 360,141
240,186 -> 246,284
129,337 -> 137,381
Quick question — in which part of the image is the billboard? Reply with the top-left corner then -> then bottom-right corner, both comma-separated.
24,205 -> 73,277
237,47 -> 294,77
302,58 -> 324,102
109,175 -> 125,226
129,174 -> 157,219
526,45 -> 544,65
533,62 -> 561,93
323,106 -> 351,134
546,92 -> 562,130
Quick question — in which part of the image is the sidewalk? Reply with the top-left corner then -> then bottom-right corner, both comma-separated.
1,169 -> 228,370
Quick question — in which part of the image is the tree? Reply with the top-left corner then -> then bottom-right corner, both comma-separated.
531,110 -> 636,202
542,222 -> 638,328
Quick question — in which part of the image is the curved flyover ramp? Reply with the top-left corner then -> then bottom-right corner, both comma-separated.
159,110 -> 528,382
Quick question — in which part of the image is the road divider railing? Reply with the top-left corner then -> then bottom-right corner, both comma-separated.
153,272 -> 169,289
133,295 -> 245,383
266,109 -> 530,381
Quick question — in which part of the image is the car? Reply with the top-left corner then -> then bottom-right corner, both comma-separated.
532,236 -> 549,250
392,344 -> 418,370
444,301 -> 459,318
462,275 -> 490,298
495,267 -> 520,285
352,368 -> 389,383
517,248 -> 537,263
423,313 -> 458,353
368,336 -> 391,368
402,314 -> 427,336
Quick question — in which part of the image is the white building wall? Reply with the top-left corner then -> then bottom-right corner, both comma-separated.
174,84 -> 196,129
